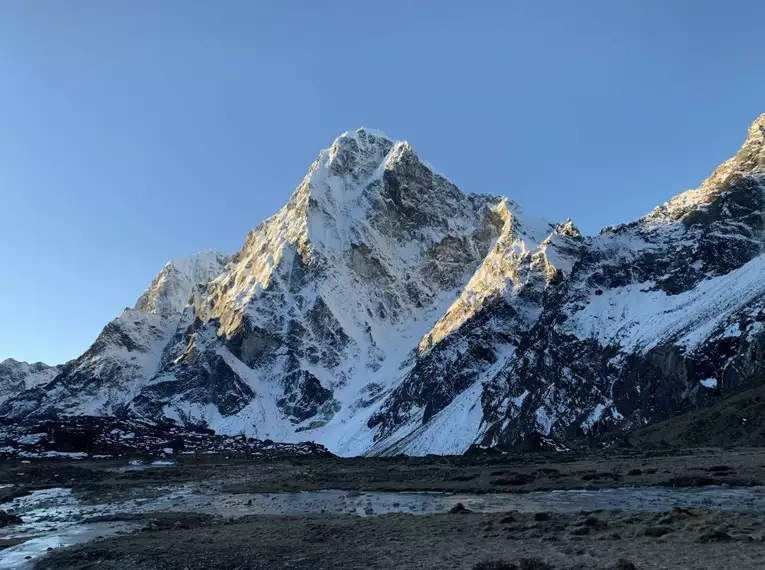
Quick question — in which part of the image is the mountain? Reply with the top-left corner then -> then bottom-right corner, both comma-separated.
3,117 -> 765,456
2,250 -> 231,418
0,359 -> 60,406
480,114 -> 765,449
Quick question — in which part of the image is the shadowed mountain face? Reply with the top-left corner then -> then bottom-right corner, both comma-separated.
4,117 -> 765,456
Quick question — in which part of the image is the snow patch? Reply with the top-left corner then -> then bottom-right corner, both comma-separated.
700,378 -> 718,389
568,253 -> 765,354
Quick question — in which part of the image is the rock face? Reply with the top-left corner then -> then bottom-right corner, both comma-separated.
3,117 -> 765,456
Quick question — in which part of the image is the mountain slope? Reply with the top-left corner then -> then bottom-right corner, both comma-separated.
1,251 -> 231,418
365,206 -> 585,455
482,114 -> 765,449
0,359 -> 61,405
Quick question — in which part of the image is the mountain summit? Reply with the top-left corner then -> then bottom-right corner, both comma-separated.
4,117 -> 765,456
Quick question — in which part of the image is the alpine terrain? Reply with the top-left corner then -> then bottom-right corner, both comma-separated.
3,116 -> 765,457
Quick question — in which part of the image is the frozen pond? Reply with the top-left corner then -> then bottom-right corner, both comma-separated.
5,483 -> 765,567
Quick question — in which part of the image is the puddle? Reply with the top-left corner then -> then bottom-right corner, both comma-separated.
0,522 -> 135,568
107,459 -> 177,473
5,483 -> 765,567
0,485 -> 201,568
0,488 -> 138,568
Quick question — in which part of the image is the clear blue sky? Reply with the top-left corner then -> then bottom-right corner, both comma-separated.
1,0 -> 763,365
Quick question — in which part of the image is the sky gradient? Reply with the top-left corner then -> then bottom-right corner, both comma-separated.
1,0 -> 764,365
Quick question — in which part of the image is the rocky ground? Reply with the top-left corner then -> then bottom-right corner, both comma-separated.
1,447 -> 765,568
0,416 -> 330,460
33,508 -> 765,570
3,446 -> 765,499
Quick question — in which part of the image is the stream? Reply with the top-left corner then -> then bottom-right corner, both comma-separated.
4,482 -> 765,568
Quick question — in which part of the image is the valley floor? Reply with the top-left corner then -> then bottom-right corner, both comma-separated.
35,508 -> 765,570
3,448 -> 765,569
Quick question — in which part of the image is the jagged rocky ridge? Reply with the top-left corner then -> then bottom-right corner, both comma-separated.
3,117 -> 765,456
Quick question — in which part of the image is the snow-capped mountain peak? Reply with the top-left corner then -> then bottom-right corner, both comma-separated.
640,113 -> 765,227
135,250 -> 231,318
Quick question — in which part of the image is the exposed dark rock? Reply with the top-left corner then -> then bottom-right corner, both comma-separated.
473,559 -> 554,570
448,502 -> 471,514
277,370 -> 335,423
0,511 -> 22,528
644,526 -> 672,537
610,561 -> 638,570
698,529 -> 734,543
0,416 -> 332,459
